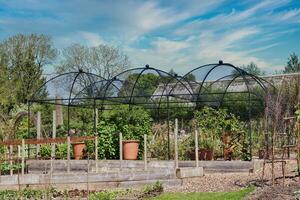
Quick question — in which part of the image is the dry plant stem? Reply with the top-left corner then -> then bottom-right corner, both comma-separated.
272,127 -> 275,186
298,123 -> 300,180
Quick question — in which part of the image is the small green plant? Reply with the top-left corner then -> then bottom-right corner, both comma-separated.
0,162 -> 22,174
56,143 -> 71,159
40,144 -> 51,158
141,181 -> 164,198
89,191 -> 119,200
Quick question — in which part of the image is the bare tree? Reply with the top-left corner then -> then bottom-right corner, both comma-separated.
56,44 -> 130,79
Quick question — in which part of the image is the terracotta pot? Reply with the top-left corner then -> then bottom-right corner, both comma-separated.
72,142 -> 86,160
123,140 -> 140,160
223,132 -> 231,145
205,149 -> 213,160
187,150 -> 196,160
199,148 -> 206,160
258,149 -> 272,159
224,147 -> 233,161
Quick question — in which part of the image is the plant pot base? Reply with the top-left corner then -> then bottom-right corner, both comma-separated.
72,142 -> 86,160
123,140 -> 140,160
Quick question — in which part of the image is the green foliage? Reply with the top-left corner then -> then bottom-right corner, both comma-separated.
86,120 -> 118,159
195,107 -> 245,137
40,144 -> 51,158
86,106 -> 152,159
0,162 -> 22,174
56,143 -> 70,159
119,73 -> 160,98
296,109 -> 300,122
151,186 -> 254,200
240,62 -> 265,75
0,188 -> 58,200
103,106 -> 152,141
284,52 -> 300,73
89,191 -> 119,200
0,34 -> 57,112
194,107 -> 249,160
142,181 -> 164,199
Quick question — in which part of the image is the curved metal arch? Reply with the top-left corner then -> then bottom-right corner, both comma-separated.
152,70 -> 194,112
100,66 -> 194,107
218,74 -> 260,108
29,71 -> 106,102
183,63 -> 272,106
69,79 -> 109,105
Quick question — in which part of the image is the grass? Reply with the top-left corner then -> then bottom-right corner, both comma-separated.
150,187 -> 254,200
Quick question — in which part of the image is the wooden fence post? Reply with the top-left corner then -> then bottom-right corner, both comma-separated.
36,111 -> 41,157
9,145 -> 13,176
95,109 -> 98,173
174,118 -> 178,169
144,134 -> 147,170
195,129 -> 199,168
51,110 -> 56,174
21,139 -> 25,175
18,145 -> 21,158
67,136 -> 70,173
119,132 -> 123,169
95,136 -> 98,173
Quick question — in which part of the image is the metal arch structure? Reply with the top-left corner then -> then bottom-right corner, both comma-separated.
179,62 -> 275,158
28,62 -> 276,159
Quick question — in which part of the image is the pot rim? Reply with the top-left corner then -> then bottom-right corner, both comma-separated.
122,140 -> 140,143
72,142 -> 86,145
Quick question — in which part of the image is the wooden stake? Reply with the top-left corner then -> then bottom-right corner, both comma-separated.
67,136 -> 70,173
119,132 -> 123,169
18,145 -> 21,158
195,129 -> 199,168
51,110 -> 56,174
21,139 -> 25,175
272,127 -> 275,185
174,118 -> 178,169
36,111 -> 41,157
9,145 -> 13,176
95,136 -> 98,173
144,134 -> 147,170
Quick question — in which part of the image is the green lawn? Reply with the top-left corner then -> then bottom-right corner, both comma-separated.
151,187 -> 254,200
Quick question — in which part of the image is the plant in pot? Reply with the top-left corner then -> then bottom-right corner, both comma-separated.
114,106 -> 152,160
220,110 -> 245,161
71,130 -> 86,160
202,138 -> 214,160
195,107 -> 221,161
122,124 -> 141,160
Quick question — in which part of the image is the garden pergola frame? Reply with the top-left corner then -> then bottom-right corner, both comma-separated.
28,61 -> 275,159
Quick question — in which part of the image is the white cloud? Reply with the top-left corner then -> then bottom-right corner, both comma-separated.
125,27 -> 282,73
79,31 -> 103,46
0,0 -> 298,74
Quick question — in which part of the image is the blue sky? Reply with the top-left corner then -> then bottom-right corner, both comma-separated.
0,0 -> 300,74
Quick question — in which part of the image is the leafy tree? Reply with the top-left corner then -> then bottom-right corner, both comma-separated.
0,34 -> 57,113
283,52 -> 300,73
119,73 -> 160,99
56,43 -> 130,79
240,62 -> 265,76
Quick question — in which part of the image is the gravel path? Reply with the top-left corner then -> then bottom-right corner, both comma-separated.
165,160 -> 299,193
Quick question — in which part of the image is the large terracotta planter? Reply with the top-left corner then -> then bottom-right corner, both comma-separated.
205,149 -> 214,160
123,140 -> 140,160
224,147 -> 233,161
223,132 -> 232,160
72,142 -> 86,160
258,149 -> 272,159
199,148 -> 207,160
